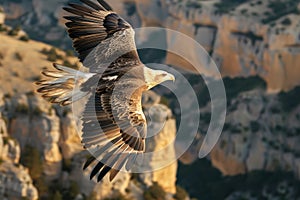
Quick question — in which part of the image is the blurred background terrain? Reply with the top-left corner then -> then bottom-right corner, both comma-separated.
0,0 -> 300,199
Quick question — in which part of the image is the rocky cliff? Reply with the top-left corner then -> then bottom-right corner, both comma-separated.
0,95 -> 38,200
2,0 -> 300,91
1,0 -> 300,199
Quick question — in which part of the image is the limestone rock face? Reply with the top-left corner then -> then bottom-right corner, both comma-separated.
0,113 -> 38,200
8,95 -> 62,179
139,91 -> 177,194
60,113 -> 82,159
2,0 -> 300,91
111,0 -> 300,92
203,87 -> 300,178
134,0 -> 168,26
0,162 -> 38,200
0,137 -> 21,164
0,7 -> 4,25
161,2 -> 300,92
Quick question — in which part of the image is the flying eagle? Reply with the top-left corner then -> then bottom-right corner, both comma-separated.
36,0 -> 175,182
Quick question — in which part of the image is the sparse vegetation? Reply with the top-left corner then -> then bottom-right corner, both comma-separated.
224,76 -> 266,103
31,75 -> 42,82
26,91 -> 35,96
66,181 -> 80,199
63,59 -> 79,69
160,96 -> 169,107
214,0 -> 248,14
66,49 -> 75,57
262,1 -> 299,24
20,145 -> 43,180
278,86 -> 300,112
281,18 -> 292,26
3,136 -> 10,145
0,51 -> 4,60
41,47 -> 63,62
15,52 -> 23,61
0,24 -> 8,32
32,106 -> 43,116
240,9 -> 248,15
250,121 -> 260,133
8,25 -> 21,36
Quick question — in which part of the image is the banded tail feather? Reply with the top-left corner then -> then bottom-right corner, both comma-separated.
35,63 -> 95,106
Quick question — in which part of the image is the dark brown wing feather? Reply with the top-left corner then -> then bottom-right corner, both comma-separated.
81,67 -> 147,182
63,0 -> 132,62
63,0 -> 146,182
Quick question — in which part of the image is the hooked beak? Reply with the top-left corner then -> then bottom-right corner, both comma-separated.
167,73 -> 175,82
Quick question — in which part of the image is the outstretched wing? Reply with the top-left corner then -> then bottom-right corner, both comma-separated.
63,0 -> 139,72
81,68 -> 147,182
63,0 -> 147,182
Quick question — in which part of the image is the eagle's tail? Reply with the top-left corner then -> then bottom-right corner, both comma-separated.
35,63 -> 94,106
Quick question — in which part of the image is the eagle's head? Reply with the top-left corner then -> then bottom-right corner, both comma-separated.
144,68 -> 175,90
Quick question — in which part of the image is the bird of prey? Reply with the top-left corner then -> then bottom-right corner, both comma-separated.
36,0 -> 175,182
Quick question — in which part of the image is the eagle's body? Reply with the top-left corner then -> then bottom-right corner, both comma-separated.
36,0 -> 174,182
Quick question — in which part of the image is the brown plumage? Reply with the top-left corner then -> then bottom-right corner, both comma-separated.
36,0 -> 175,182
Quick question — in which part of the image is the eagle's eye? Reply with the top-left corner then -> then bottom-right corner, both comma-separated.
161,73 -> 168,77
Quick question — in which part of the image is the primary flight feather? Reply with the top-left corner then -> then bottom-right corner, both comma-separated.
36,0 -> 175,182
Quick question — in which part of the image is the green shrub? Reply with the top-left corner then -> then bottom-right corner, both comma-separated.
160,96 -> 169,107
240,9 -> 248,15
262,1 -> 298,24
143,182 -> 166,200
214,0 -> 248,14
20,145 -> 43,180
186,2 -> 202,9
67,181 -> 80,199
32,106 -> 43,116
41,47 -> 63,62
15,104 -> 29,114
66,50 -> 75,57
15,52 -> 23,61
62,158 -> 72,173
8,25 -> 21,36
278,86 -> 300,112
63,59 -> 79,69
250,121 -> 260,133
281,18 -> 292,26
0,24 -> 7,32
19,35 -> 30,42
174,185 -> 188,200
